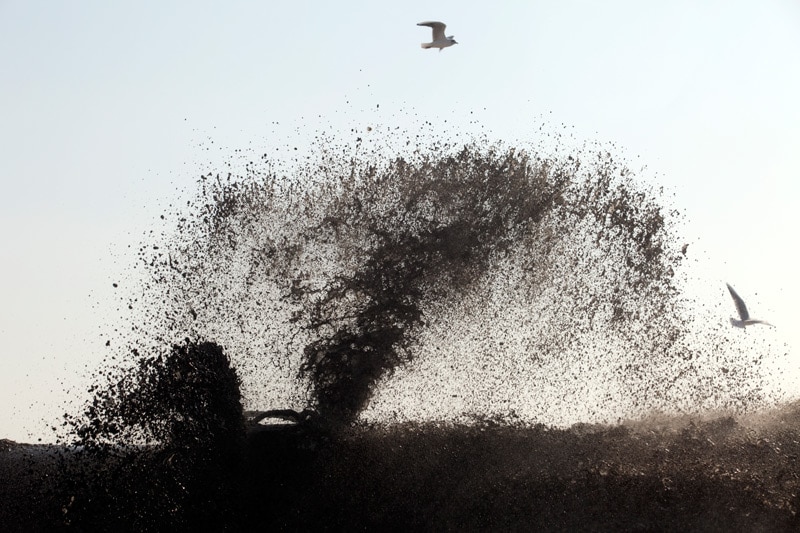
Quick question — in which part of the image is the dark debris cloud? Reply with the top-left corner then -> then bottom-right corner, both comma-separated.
66,126 -> 779,439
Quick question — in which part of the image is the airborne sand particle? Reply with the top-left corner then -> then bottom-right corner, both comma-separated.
41,127 -> 793,530
81,131 -> 777,431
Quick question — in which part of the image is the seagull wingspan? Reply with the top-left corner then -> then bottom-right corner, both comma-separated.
727,283 -> 750,321
417,21 -> 447,41
745,319 -> 773,327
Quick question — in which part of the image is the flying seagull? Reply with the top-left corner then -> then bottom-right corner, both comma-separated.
726,283 -> 773,328
417,21 -> 457,51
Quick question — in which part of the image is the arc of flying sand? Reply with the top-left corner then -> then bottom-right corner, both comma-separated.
726,283 -> 773,329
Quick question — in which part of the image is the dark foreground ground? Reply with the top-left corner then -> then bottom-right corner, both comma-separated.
3,404 -> 800,532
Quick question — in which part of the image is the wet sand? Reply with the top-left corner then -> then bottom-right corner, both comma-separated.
3,405 -> 800,531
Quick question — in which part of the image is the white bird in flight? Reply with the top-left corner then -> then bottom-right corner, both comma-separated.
726,283 -> 773,328
417,21 -> 458,52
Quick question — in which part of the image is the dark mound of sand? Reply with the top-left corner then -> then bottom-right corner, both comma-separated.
3,404 -> 800,531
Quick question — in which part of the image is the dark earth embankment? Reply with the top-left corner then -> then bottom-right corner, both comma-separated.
3,405 -> 800,532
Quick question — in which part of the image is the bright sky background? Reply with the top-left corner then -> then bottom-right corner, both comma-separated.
1,1 -> 799,442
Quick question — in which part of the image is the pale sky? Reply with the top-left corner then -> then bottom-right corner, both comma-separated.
1,1 -> 799,442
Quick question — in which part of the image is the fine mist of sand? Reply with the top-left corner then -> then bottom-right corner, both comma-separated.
59,127 -> 789,445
